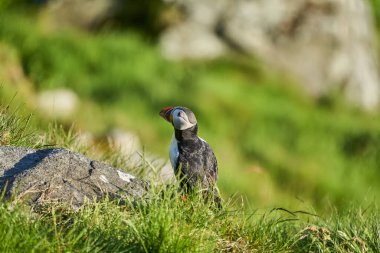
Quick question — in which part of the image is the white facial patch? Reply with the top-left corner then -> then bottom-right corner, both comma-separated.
172,108 -> 196,130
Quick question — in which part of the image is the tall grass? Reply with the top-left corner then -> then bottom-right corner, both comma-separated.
0,189 -> 378,252
0,100 -> 35,147
0,94 -> 379,252
1,11 -> 380,212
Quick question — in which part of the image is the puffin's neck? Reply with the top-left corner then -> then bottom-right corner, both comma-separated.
174,125 -> 198,142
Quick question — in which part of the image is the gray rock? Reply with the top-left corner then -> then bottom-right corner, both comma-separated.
160,22 -> 227,60
0,146 -> 149,208
161,0 -> 380,110
47,0 -> 119,29
223,0 -> 380,110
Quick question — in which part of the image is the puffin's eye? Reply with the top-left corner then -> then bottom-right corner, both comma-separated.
177,111 -> 181,117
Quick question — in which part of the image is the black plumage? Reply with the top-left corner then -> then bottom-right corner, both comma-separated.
160,106 -> 221,206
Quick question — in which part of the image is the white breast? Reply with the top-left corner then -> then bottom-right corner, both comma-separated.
169,134 -> 179,170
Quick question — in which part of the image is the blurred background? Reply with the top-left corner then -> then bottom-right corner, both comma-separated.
1,0 -> 380,212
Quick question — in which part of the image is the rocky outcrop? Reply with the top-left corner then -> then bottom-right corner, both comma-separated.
160,22 -> 227,60
46,0 -> 119,29
0,146 -> 149,208
161,0 -> 380,110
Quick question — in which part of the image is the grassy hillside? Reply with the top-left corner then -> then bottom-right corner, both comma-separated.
0,105 -> 379,252
3,104 -> 379,252
1,194 -> 379,252
1,10 -> 380,213
0,5 -> 380,250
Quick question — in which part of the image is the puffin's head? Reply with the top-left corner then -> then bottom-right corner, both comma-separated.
159,106 -> 197,130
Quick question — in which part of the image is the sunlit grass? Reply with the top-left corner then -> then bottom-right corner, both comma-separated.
1,94 -> 380,252
0,190 -> 378,252
0,4 -> 380,251
1,10 -> 380,212
0,100 -> 35,147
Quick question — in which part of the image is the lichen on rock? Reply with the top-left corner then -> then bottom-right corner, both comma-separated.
0,146 -> 149,209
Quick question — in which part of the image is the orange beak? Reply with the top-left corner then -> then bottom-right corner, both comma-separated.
159,106 -> 174,122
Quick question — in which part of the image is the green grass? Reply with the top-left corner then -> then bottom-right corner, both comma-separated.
1,7 -> 380,216
0,101 -> 35,147
0,189 -> 379,252
1,86 -> 379,252
1,69 -> 380,252
370,0 -> 380,28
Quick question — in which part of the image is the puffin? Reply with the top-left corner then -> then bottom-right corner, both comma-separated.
159,106 -> 221,206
